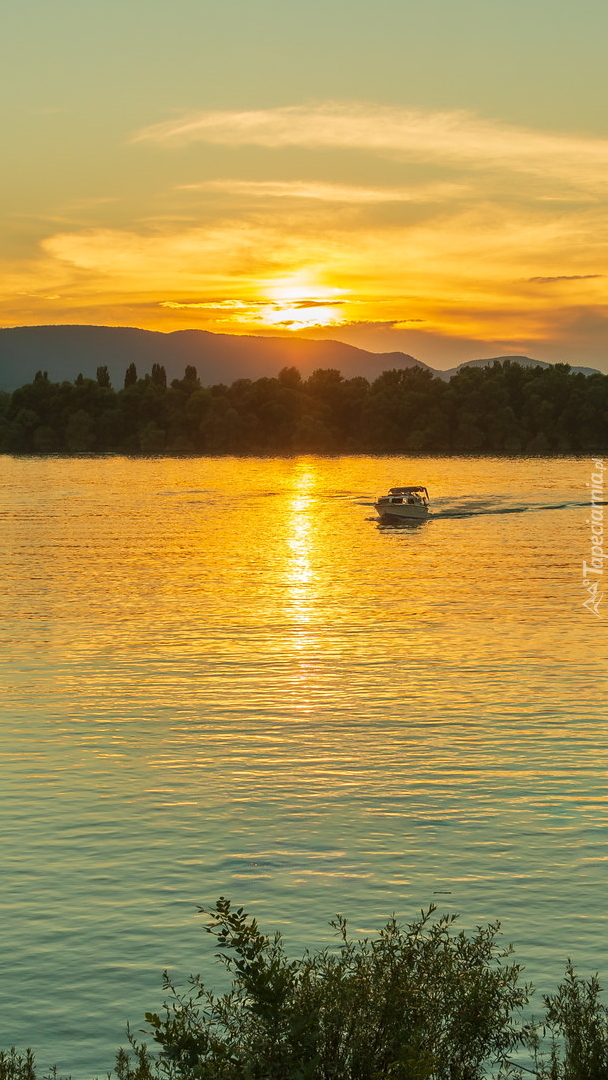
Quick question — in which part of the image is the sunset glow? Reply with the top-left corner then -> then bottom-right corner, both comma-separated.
259,277 -> 346,330
3,0 -> 608,369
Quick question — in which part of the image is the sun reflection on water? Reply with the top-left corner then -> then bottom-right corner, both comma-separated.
279,464 -> 329,711
284,465 -> 317,628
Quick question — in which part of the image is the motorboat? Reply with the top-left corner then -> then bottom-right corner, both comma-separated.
374,485 -> 430,521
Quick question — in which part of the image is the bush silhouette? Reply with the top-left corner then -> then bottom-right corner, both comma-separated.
4,901 -> 608,1080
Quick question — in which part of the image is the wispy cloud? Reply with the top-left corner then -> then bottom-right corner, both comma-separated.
160,291 -> 346,331
177,178 -> 467,203
160,299 -> 254,310
528,274 -> 604,284
134,102 -> 608,192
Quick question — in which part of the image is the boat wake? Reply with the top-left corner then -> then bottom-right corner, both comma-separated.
357,495 -> 596,524
431,496 -> 590,519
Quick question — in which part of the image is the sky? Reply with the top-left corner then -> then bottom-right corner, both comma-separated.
3,0 -> 608,370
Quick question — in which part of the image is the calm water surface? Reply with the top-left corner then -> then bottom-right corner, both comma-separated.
1,454 -> 607,1075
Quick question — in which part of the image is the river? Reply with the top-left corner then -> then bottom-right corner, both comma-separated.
1,454 -> 606,1075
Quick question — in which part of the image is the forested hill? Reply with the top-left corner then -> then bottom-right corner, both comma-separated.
0,325 -> 600,391
0,324 -> 426,391
1,359 -> 607,455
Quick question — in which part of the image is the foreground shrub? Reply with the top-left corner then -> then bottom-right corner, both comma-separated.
534,961 -> 608,1080
0,1051 -> 37,1080
5,901 -> 608,1080
0,1051 -> 67,1080
137,897 -> 533,1080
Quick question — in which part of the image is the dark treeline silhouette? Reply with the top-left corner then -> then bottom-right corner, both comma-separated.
1,359 -> 607,455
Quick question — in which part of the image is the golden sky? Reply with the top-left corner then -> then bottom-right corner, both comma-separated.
3,0 -> 608,369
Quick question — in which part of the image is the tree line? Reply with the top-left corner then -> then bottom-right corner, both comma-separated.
1,359 -> 607,455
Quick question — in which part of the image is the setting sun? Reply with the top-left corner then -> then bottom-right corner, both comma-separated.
259,276 -> 346,330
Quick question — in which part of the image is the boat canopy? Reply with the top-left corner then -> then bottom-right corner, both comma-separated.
388,486 -> 429,498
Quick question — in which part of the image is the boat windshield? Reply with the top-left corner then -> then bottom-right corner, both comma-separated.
388,486 -> 429,500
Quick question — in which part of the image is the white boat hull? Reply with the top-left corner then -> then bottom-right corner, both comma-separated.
374,500 -> 429,520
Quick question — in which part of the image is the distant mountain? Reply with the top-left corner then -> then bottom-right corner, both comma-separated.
0,326 -> 601,391
436,354 -> 601,380
0,324 -> 427,392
